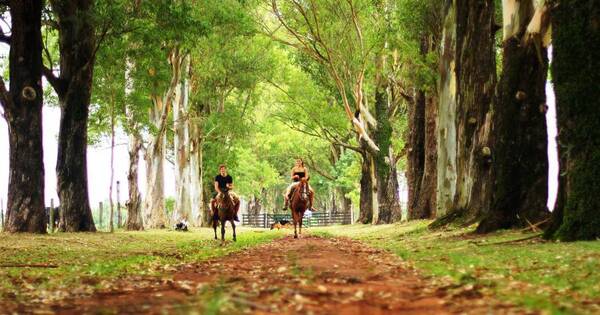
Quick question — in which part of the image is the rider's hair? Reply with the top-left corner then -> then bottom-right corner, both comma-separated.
296,158 -> 304,167
219,164 -> 226,170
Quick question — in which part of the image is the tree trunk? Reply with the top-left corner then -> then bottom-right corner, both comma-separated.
407,91 -> 426,219
173,55 -> 192,223
372,85 -> 402,224
545,0 -> 600,241
477,1 -> 550,233
143,131 -> 168,228
108,97 -> 115,233
125,132 -> 143,230
408,35 -> 438,220
2,0 -> 46,233
142,48 -> 184,229
50,0 -> 97,232
189,120 -> 204,226
415,95 -> 438,219
201,185 -> 212,227
357,151 -> 373,223
432,0 -> 496,228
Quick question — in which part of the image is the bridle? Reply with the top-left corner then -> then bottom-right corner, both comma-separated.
299,179 -> 308,201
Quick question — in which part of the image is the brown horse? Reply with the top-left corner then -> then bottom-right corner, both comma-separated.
290,178 -> 310,238
212,190 -> 239,242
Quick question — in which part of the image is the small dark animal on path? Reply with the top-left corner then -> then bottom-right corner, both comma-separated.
270,219 -> 292,230
174,220 -> 189,231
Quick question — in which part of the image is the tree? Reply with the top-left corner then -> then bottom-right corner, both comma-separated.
264,0 -> 403,223
0,0 -> 46,233
545,0 -> 600,241
43,0 -> 98,232
431,0 -> 496,228
395,0 -> 442,220
477,1 -> 551,233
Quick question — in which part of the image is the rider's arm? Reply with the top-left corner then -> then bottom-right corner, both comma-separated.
214,180 -> 222,194
291,168 -> 297,180
304,167 -> 310,180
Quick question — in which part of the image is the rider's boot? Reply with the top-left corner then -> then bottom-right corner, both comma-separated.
282,198 -> 288,210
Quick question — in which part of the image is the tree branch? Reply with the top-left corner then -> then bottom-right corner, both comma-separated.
305,157 -> 336,181
42,65 -> 64,94
0,75 -> 12,110
0,32 -> 10,44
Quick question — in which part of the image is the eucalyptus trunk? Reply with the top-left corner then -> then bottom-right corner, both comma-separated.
407,90 -> 426,219
125,132 -> 143,230
415,94 -> 438,219
48,0 -> 97,232
477,1 -> 550,233
372,85 -> 402,224
545,0 -> 600,241
142,48 -> 184,229
189,120 -> 204,226
173,55 -> 192,223
143,127 -> 168,228
408,36 -> 438,220
432,0 -> 496,227
3,0 -> 46,233
357,151 -> 374,223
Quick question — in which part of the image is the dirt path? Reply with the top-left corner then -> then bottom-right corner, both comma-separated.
46,235 -> 522,315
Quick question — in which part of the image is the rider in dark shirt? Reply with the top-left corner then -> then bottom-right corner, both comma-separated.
212,164 -> 239,222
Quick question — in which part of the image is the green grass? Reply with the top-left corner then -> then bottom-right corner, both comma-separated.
314,221 -> 600,315
0,227 -> 285,305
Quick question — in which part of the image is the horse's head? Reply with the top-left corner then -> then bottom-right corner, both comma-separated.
219,190 -> 234,210
299,178 -> 309,201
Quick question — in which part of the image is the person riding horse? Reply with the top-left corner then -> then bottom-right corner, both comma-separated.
283,158 -> 315,211
212,164 -> 240,222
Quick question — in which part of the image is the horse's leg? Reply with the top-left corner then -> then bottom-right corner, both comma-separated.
293,213 -> 298,239
213,220 -> 218,240
299,215 -> 303,236
221,220 -> 226,242
232,219 -> 237,242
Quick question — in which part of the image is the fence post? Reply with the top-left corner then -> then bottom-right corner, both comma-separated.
116,181 -> 121,228
263,213 -> 267,229
99,202 -> 103,230
49,198 -> 55,233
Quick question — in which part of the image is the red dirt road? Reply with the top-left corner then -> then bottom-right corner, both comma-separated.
28,235 -> 523,314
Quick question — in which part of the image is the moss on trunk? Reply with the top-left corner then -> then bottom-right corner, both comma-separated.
547,0 -> 600,241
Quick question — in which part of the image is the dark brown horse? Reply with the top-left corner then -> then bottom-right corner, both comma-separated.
212,190 -> 239,242
290,178 -> 310,238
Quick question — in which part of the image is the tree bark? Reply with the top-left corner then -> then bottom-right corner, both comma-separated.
2,0 -> 46,233
407,91 -> 426,219
143,127 -> 168,228
372,84 -> 402,224
173,55 -> 192,223
415,94 -> 438,219
142,48 -> 184,229
477,1 -> 550,233
357,151 -> 374,223
408,35 -> 438,220
49,0 -> 97,232
545,0 -> 600,241
189,119 -> 204,226
432,0 -> 496,228
125,132 -> 143,230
